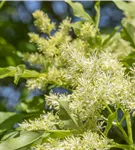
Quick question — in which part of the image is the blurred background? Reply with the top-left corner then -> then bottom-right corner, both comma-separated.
0,1 -> 123,112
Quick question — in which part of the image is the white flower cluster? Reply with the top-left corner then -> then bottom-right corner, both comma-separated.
21,8 -> 135,150
27,76 -> 47,90
33,130 -> 113,150
20,113 -> 59,131
80,22 -> 97,39
33,10 -> 55,35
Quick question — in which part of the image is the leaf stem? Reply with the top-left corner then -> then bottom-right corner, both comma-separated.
117,122 -> 130,144
95,1 -> 100,30
124,110 -> 133,145
111,143 -> 135,150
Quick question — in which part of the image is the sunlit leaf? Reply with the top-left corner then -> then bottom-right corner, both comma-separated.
14,65 -> 26,84
71,21 -> 85,36
58,100 -> 80,129
66,1 -> 94,23
0,65 -> 40,84
1,131 -> 19,141
121,21 -> 135,48
102,26 -> 120,46
0,131 -> 42,150
49,130 -> 72,139
0,112 -> 16,124
0,112 -> 24,135
0,67 -> 16,79
104,111 -> 117,136
21,69 -> 40,78
113,1 -> 135,17
0,1 -> 5,9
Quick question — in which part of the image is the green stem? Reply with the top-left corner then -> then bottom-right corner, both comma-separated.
120,114 -> 125,125
111,143 -> 135,150
101,116 -> 116,126
125,110 -> 133,145
103,102 -> 134,146
94,1 -> 100,30
103,100 -> 112,114
120,107 -> 133,145
102,105 -> 132,145
106,105 -> 113,114
46,130 -> 71,133
46,129 -> 81,135
117,122 -> 130,145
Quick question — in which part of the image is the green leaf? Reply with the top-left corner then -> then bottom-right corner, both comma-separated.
1,131 -> 19,141
0,131 -> 42,150
58,100 -> 80,129
36,132 -> 50,145
0,112 -> 24,135
113,1 -> 135,17
14,65 -> 26,84
121,21 -> 135,48
0,112 -> 16,124
95,35 -> 102,46
104,111 -> 117,136
18,96 -> 44,113
21,70 -> 40,78
94,1 -> 100,30
0,65 -> 40,84
58,101 -> 71,120
102,26 -> 120,46
0,1 -> 5,9
66,1 -> 94,23
49,130 -> 72,139
71,21 -> 85,36
0,67 -> 16,79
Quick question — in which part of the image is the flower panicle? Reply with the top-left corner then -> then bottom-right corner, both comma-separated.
33,10 -> 55,35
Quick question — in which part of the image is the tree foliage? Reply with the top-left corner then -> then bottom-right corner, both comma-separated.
0,1 -> 135,150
